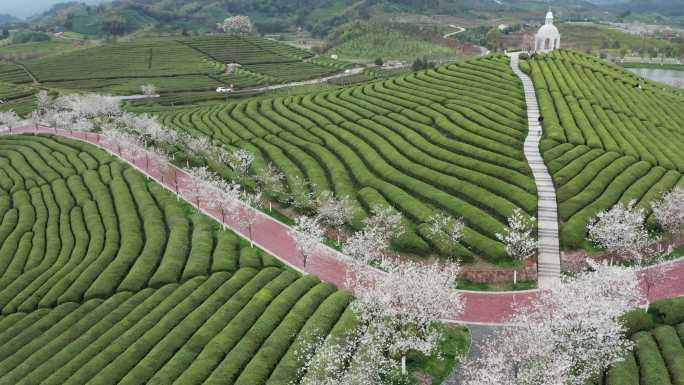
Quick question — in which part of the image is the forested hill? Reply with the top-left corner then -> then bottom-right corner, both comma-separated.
615,0 -> 684,16
30,0 -> 596,36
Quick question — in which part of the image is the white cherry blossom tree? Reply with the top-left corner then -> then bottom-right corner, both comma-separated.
342,228 -> 388,267
350,260 -> 464,375
206,179 -> 242,228
36,90 -> 50,117
317,190 -> 355,244
186,166 -> 218,209
223,147 -> 254,183
298,329 -> 396,385
221,15 -> 256,34
587,200 -> 649,262
363,205 -> 405,243
232,189 -> 263,247
460,260 -> 642,385
254,162 -> 285,209
141,84 -> 157,96
290,215 -> 325,268
496,208 -> 537,284
0,110 -> 20,132
425,211 -> 464,260
288,175 -> 317,214
651,187 -> 684,234
342,205 -> 405,268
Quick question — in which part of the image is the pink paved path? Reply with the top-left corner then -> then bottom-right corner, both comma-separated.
3,126 -> 684,324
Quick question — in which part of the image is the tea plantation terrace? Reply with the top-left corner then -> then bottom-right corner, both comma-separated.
0,134 -> 353,385
0,36 -> 351,97
527,50 -> 684,249
158,54 -> 537,263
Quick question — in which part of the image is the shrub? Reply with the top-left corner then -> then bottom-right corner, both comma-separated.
620,309 -> 655,337
649,297 -> 684,325
633,331 -> 671,385
605,352 -> 639,385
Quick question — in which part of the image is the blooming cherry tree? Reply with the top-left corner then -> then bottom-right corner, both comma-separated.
651,187 -> 684,234
587,200 -> 649,261
254,162 -> 285,208
461,261 -> 642,385
102,129 -> 138,157
224,147 -> 254,183
496,208 -> 537,283
186,166 -> 218,209
290,215 -> 325,268
221,15 -> 256,34
206,179 -> 242,228
0,110 -> 20,132
288,175 -> 317,214
363,205 -> 405,243
496,208 -> 537,260
298,329 -> 396,385
425,212 -> 464,260
317,191 -> 355,244
342,205 -> 405,268
178,133 -> 213,161
141,84 -> 157,96
36,90 -> 50,117
351,260 -> 464,374
148,146 -> 172,183
231,189 -> 263,247
342,228 -> 388,267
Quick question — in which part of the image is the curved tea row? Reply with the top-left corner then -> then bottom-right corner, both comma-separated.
529,50 -> 684,248
159,55 -> 537,262
0,134 -> 353,385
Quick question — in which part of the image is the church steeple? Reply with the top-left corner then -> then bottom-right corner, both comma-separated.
545,10 -> 554,25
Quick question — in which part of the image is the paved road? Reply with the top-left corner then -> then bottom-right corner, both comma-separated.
443,25 -> 466,39
241,67 -> 365,93
442,25 -> 490,57
5,126 -> 684,324
443,324 -> 497,385
508,52 -> 562,288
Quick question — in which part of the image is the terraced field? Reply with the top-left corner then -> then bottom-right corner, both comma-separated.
604,298 -> 684,385
527,50 -> 684,248
0,134 -> 354,385
0,36 -> 348,100
183,35 -> 348,83
606,325 -> 684,385
0,81 -> 36,116
158,55 -> 536,263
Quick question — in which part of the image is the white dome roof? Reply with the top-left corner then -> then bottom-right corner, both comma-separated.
537,23 -> 560,38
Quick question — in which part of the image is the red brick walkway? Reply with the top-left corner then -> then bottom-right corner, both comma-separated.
4,126 -> 684,324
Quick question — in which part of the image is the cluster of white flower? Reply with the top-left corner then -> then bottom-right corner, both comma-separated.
220,15 -> 255,34
461,260 -> 642,385
496,208 -> 538,261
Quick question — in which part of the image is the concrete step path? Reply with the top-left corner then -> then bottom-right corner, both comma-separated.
507,52 -> 562,288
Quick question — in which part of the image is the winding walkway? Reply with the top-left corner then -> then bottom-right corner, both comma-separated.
508,52 -> 562,288
3,126 -> 684,325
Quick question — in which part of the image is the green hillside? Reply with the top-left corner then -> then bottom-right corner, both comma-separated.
158,54 -> 536,263
526,50 -> 684,249
0,80 -> 35,116
326,23 -> 457,61
0,35 -> 349,98
0,134 -> 354,384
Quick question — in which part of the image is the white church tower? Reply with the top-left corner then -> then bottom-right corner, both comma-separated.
535,11 -> 560,53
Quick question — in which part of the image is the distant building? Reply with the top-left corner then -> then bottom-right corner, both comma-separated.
535,11 -> 560,53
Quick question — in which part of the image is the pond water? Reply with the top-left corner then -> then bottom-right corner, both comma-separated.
627,67 -> 684,88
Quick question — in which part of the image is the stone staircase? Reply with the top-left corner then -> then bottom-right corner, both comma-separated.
508,52 -> 562,288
